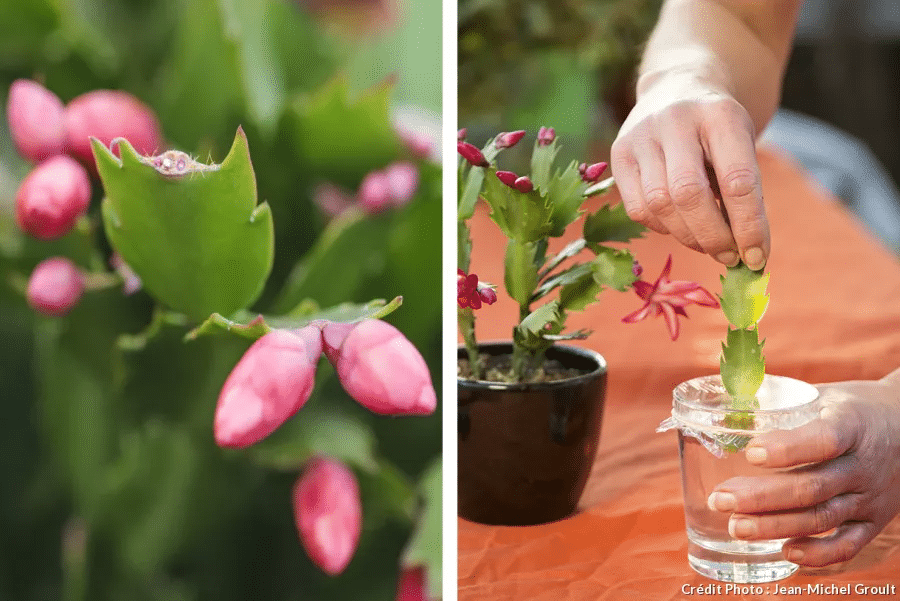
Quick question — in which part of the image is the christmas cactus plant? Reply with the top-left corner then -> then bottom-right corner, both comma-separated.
457,127 -> 719,382
1,2 -> 441,597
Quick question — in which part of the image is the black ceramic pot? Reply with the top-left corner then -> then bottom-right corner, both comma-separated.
458,342 -> 607,525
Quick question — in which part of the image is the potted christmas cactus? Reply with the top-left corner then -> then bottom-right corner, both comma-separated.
4,41 -> 440,600
662,264 -> 819,584
457,127 -> 720,525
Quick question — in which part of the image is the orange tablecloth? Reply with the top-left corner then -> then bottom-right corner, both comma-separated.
458,148 -> 900,600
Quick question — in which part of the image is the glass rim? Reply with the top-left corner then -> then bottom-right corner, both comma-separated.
672,373 -> 820,418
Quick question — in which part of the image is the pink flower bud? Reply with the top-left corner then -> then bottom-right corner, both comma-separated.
632,260 -> 643,278
537,126 -> 555,146
513,176 -> 533,193
384,161 -> 419,207
321,320 -> 437,415
398,130 -> 433,160
293,456 -> 362,576
396,566 -> 429,601
7,79 -> 66,163
457,128 -> 467,141
358,170 -> 392,213
578,162 -> 587,176
27,257 -> 84,317
495,130 -> 526,149
214,326 -> 323,448
313,182 -> 355,218
495,170 -> 517,188
15,155 -> 91,240
64,90 -> 163,171
582,162 -> 608,182
457,141 -> 489,168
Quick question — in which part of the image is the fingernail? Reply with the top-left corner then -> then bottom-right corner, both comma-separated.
745,446 -> 768,465
707,491 -> 736,512
716,251 -> 739,266
744,247 -> 765,270
786,548 -> 804,563
729,517 -> 756,538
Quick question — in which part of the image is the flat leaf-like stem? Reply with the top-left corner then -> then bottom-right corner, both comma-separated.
185,296 -> 403,341
719,263 -> 770,328
93,128 -> 274,322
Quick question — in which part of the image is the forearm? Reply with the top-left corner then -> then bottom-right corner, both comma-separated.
638,0 -> 802,134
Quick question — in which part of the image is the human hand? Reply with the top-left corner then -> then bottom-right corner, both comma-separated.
611,74 -> 769,270
706,370 -> 900,566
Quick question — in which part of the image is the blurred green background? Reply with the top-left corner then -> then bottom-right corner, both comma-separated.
458,0 -> 661,161
0,1 -> 441,600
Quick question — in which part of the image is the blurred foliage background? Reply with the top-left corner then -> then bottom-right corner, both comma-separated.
0,0 -> 441,600
458,0 -> 661,159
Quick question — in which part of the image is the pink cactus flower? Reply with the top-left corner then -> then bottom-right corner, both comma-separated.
214,326 -> 323,448
27,257 -> 84,317
458,269 -> 496,309
582,162 -> 608,182
495,130 -> 526,149
7,79 -> 67,163
293,456 -> 362,576
64,90 -> 163,171
622,255 -> 719,340
321,319 -> 437,415
537,126 -> 556,146
457,141 -> 489,168
15,155 -> 91,240
396,566 -> 429,601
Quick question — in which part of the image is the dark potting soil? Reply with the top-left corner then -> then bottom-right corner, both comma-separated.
457,353 -> 586,384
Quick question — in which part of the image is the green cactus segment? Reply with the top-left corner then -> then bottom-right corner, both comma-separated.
402,458 -> 443,598
481,170 -> 553,242
529,137 -> 561,193
94,129 -> 274,321
504,240 -> 541,306
720,327 -> 765,408
514,300 -> 562,351
539,247 -> 636,303
583,203 -> 646,246
719,263 -> 770,328
288,78 -> 401,182
186,297 -> 403,341
546,161 -> 588,236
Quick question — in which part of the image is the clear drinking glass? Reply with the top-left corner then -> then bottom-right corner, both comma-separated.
670,374 -> 819,583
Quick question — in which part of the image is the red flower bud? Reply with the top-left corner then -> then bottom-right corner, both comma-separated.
64,90 -> 163,172
27,257 -> 84,317
214,326 -> 323,448
7,79 -> 66,163
457,128 -> 467,141
582,162 -> 608,182
537,126 -> 555,146
495,170 -> 518,187
578,162 -> 587,176
321,319 -> 437,415
396,566 -> 429,601
293,457 -> 362,576
457,141 -> 489,168
513,176 -> 533,193
15,155 -> 91,240
477,285 -> 497,305
495,130 -> 525,149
